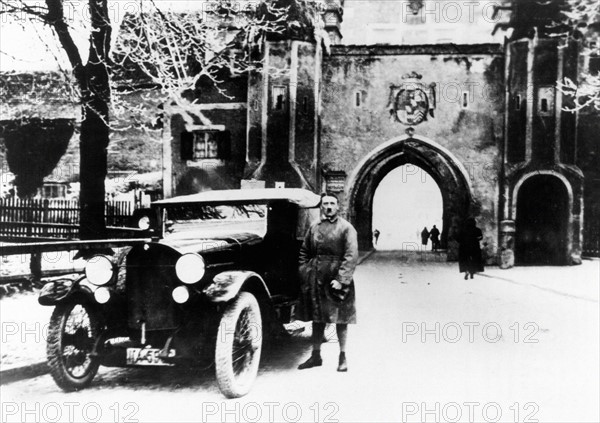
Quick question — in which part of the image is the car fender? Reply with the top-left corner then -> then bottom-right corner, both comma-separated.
203,271 -> 271,303
38,275 -> 96,306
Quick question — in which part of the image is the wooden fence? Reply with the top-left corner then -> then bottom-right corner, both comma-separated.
0,198 -> 134,241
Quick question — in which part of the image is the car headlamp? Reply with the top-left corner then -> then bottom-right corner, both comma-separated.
94,287 -> 111,304
172,286 -> 190,304
137,215 -> 151,230
175,253 -> 206,284
85,255 -> 114,286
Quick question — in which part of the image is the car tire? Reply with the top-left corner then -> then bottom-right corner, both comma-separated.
215,291 -> 263,398
47,303 -> 100,391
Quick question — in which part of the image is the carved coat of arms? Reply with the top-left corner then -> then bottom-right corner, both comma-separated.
388,72 -> 436,126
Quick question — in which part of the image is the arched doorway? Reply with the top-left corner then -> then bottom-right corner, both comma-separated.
347,135 -> 473,259
515,175 -> 570,265
372,164 -> 443,250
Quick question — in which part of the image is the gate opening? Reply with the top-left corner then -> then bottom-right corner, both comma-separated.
515,175 -> 569,265
372,164 -> 443,251
348,135 -> 472,258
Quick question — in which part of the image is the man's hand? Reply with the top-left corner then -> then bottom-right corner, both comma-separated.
330,280 -> 343,290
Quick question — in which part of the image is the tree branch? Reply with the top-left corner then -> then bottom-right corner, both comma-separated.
44,0 -> 84,80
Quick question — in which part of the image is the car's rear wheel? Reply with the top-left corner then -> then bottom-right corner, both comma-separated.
47,303 -> 100,391
215,292 -> 262,398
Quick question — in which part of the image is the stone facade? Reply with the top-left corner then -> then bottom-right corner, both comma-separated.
3,1 -> 598,265
163,0 -> 598,265
319,44 -> 504,259
501,36 -> 585,265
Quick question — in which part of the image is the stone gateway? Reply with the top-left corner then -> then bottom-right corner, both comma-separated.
156,1 -> 600,266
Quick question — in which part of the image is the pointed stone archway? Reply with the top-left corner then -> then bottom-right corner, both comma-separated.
346,135 -> 473,260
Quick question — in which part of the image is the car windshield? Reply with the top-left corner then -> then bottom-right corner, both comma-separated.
162,203 -> 267,238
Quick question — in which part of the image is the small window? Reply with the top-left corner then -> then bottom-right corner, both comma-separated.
302,96 -> 309,114
181,131 -> 222,161
462,91 -> 469,108
193,132 -> 219,160
41,184 -> 66,199
272,86 -> 286,111
181,130 -> 231,161
515,94 -> 521,111
537,86 -> 554,116
355,92 -> 361,107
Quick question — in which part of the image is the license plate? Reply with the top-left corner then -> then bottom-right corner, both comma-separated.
126,347 -> 175,366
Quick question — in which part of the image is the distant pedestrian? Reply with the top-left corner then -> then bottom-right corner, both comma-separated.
458,218 -> 484,279
429,225 -> 440,251
373,229 -> 380,246
420,227 -> 429,248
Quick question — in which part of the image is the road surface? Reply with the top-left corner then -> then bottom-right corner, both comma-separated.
1,252 -> 598,423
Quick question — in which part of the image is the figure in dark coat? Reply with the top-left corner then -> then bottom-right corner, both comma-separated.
298,193 -> 358,372
429,225 -> 440,251
420,227 -> 430,247
458,218 -> 484,279
373,229 -> 380,246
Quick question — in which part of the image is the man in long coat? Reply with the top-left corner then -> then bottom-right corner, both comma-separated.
458,217 -> 484,279
429,225 -> 440,251
420,226 -> 430,247
297,193 -> 358,372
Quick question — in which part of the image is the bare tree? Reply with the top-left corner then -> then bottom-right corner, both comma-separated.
1,0 -> 112,239
111,0 -> 292,125
0,0 -> 305,240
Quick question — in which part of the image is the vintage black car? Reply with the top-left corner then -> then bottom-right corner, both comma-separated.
39,188 -> 321,397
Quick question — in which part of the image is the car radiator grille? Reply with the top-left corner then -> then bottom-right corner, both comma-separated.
125,247 -> 181,331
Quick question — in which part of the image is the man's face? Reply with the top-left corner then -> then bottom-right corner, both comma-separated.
321,196 -> 339,219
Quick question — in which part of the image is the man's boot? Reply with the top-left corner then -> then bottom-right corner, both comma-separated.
298,350 -> 322,370
337,352 -> 348,372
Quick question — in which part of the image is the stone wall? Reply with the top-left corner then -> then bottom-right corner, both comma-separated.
246,39 -> 321,189
167,74 -> 248,196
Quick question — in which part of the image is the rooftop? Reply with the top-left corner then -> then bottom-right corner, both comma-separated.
154,188 -> 321,208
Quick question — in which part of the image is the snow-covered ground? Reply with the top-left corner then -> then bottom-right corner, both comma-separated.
0,247 -> 85,277
0,292 -> 53,370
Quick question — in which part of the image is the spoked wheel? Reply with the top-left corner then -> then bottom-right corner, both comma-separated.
47,303 -> 101,391
215,292 -> 263,398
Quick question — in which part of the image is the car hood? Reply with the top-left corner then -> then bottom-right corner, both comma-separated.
157,230 -> 263,255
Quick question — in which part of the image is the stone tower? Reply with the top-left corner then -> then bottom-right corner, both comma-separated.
500,0 -> 584,266
244,0 -> 344,189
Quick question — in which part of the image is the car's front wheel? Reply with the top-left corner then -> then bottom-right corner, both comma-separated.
47,303 -> 101,391
215,292 -> 263,398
